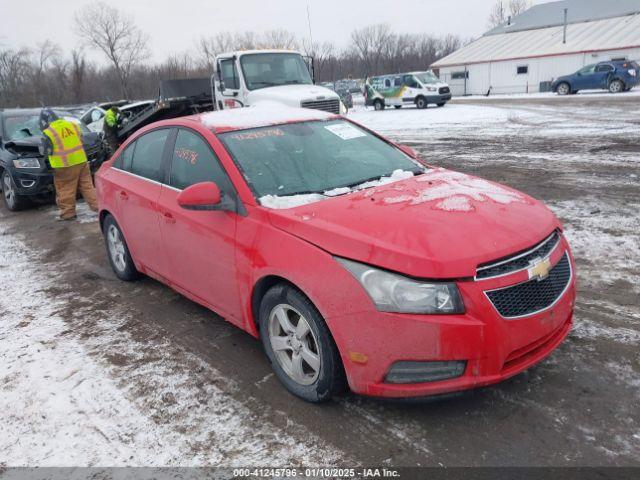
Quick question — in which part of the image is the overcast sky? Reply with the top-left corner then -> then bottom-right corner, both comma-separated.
2,0 -> 548,63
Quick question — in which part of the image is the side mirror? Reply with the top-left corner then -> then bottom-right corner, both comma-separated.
397,144 -> 418,159
177,182 -> 222,211
219,81 -> 226,93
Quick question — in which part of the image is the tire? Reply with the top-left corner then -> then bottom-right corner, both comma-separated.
556,82 -> 571,95
259,284 -> 346,403
437,103 -> 446,107
373,99 -> 385,111
416,97 -> 428,109
102,214 -> 140,281
2,170 -> 29,211
394,105 -> 402,109
609,79 -> 624,94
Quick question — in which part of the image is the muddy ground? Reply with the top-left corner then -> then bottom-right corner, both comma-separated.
1,95 -> 638,467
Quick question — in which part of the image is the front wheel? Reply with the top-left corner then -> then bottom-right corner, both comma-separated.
259,284 -> 346,403
102,214 -> 140,281
416,97 -> 428,109
609,79 -> 624,93
2,170 -> 29,211
373,99 -> 385,111
556,82 -> 571,95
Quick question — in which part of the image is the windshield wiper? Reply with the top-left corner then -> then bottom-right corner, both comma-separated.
334,170 -> 420,192
251,81 -> 276,88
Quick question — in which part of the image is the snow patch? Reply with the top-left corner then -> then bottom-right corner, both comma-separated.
199,105 -> 335,131
259,169 -> 415,209
384,169 -> 524,211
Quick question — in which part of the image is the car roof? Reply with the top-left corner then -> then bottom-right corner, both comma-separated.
186,105 -> 340,133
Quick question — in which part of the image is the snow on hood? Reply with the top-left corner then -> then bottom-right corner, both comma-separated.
247,84 -> 340,107
259,170 -> 415,209
267,168 -> 558,278
383,169 -> 525,212
199,105 -> 336,132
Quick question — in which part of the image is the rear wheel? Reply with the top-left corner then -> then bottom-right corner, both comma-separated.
556,82 -> 571,95
416,97 -> 428,109
259,284 -> 346,403
609,79 -> 624,93
102,214 -> 140,281
373,99 -> 385,111
2,170 -> 29,211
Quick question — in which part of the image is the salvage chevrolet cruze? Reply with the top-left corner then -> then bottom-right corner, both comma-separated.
96,106 -> 576,402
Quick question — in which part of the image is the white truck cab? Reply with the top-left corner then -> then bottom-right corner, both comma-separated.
212,50 -> 344,114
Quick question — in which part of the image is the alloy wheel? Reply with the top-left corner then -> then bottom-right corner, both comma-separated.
107,224 -> 127,272
610,80 -> 623,93
558,83 -> 570,95
268,304 -> 321,386
3,172 -> 15,209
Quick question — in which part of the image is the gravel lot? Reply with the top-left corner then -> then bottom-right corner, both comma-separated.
1,94 -> 638,467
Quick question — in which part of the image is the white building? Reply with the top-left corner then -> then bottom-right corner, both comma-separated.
432,0 -> 640,96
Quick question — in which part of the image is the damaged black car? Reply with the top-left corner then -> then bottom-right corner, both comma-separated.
0,108 -> 107,211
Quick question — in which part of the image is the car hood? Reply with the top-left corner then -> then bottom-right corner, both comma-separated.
4,137 -> 44,155
266,168 -> 559,279
248,84 -> 340,108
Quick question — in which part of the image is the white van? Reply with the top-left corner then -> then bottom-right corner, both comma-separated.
365,71 -> 452,110
212,50 -> 345,114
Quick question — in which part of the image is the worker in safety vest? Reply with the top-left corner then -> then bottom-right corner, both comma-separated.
103,106 -> 122,156
40,109 -> 98,221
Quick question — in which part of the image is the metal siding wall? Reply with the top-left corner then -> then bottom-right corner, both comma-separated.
440,47 -> 640,96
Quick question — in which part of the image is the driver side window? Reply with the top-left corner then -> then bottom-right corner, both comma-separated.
220,59 -> 239,90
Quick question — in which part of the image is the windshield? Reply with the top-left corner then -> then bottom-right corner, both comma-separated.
3,115 -> 42,140
415,71 -> 440,85
240,53 -> 313,91
220,120 -> 424,202
3,114 -> 89,141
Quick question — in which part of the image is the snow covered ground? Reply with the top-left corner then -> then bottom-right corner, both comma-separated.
0,215 -> 344,467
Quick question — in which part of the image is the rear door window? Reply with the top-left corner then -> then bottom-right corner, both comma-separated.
595,64 -> 613,73
130,129 -> 170,182
116,141 -> 136,171
169,129 -> 232,192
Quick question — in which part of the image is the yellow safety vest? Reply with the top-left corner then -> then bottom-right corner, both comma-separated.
43,119 -> 87,169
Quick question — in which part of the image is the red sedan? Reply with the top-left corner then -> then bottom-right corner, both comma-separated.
96,106 -> 576,403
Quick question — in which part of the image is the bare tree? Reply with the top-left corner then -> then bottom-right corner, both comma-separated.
509,0 -> 531,17
260,29 -> 298,50
74,2 -> 148,98
70,49 -> 87,103
488,1 -> 507,28
0,47 -> 31,107
301,40 -> 335,81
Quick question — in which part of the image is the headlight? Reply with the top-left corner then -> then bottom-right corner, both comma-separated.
336,258 -> 465,314
426,86 -> 437,92
13,158 -> 41,169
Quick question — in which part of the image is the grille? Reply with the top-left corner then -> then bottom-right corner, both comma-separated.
301,98 -> 340,114
476,231 -> 560,279
485,253 -> 571,319
439,86 -> 451,95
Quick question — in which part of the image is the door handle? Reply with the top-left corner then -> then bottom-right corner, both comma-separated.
163,211 -> 176,224
119,191 -> 128,200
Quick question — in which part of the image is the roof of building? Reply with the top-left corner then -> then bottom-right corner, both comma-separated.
433,10 -> 640,68
487,0 -> 640,35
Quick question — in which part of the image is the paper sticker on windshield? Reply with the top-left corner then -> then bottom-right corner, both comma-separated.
325,123 -> 366,140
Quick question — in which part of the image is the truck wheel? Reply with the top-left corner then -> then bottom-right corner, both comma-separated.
609,79 -> 624,93
259,284 -> 346,403
373,99 -> 385,111
2,170 -> 29,211
556,82 -> 571,95
416,97 -> 428,109
102,214 -> 141,281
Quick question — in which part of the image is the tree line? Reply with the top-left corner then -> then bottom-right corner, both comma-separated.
0,1 -> 522,109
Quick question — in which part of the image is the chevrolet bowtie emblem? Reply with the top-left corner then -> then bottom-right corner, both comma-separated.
528,257 -> 552,281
